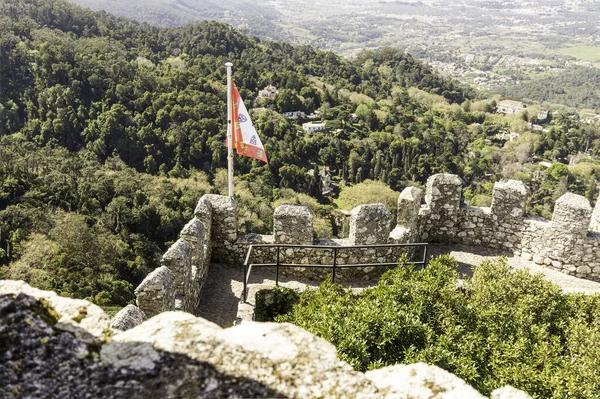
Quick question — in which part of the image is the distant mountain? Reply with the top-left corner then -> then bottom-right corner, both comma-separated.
68,0 -> 600,109
70,0 -> 290,41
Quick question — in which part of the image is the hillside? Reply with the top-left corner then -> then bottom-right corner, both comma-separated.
2,0 -> 600,306
0,0 -> 473,304
67,0 -> 600,110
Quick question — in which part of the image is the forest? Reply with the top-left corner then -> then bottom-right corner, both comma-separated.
2,0 -> 600,305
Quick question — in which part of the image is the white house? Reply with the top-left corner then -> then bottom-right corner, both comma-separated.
302,122 -> 326,133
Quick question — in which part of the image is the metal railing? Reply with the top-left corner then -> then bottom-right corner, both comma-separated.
242,243 -> 428,302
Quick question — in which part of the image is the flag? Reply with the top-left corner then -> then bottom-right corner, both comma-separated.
230,81 -> 268,163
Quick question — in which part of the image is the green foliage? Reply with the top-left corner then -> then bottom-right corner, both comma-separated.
254,287 -> 300,322
336,180 -> 399,213
278,256 -> 600,398
0,137 -> 207,305
500,66 -> 600,110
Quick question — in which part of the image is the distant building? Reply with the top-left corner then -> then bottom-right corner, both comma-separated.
495,131 -> 520,141
282,111 -> 306,119
258,85 -> 278,98
497,100 -> 526,114
302,121 -> 326,133
319,167 -> 333,195
537,111 -> 549,121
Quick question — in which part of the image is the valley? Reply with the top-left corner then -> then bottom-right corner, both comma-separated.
69,0 -> 600,109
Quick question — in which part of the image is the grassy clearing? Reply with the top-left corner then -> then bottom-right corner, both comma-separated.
557,46 -> 600,62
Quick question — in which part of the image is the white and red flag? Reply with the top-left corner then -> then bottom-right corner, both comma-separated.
230,81 -> 269,163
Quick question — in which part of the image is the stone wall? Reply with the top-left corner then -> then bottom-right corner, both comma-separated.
134,173 -> 600,318
404,173 -> 600,280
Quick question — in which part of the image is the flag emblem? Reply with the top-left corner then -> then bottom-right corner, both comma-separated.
238,113 -> 248,123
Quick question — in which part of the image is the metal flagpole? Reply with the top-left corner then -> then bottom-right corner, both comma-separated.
226,62 -> 234,198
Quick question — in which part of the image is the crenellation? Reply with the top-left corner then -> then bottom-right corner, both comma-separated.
180,218 -> 207,314
491,180 -> 527,219
349,204 -> 392,245
397,186 -> 423,230
273,204 -> 314,245
135,174 -> 600,320
204,194 -> 239,263
135,266 -> 175,318
552,193 -> 592,237
160,238 -> 193,312
425,173 -> 462,213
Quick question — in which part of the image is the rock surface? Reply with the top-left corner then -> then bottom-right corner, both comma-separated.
115,314 -> 382,399
365,363 -> 485,399
110,304 -> 146,331
0,292 -> 283,399
491,386 -> 533,399
0,279 -> 110,338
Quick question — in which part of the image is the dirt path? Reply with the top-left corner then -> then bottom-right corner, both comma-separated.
197,244 -> 600,327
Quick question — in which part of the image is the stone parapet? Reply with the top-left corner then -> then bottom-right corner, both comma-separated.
137,174 -> 600,320
349,204 -> 392,245
204,195 -> 238,264
135,266 -> 175,318
273,204 -> 314,245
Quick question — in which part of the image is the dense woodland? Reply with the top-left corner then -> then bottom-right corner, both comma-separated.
2,0 -> 600,306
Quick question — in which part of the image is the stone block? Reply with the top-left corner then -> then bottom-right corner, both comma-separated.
273,204 -> 314,245
349,204 -> 392,245
425,174 -> 462,214
552,193 -> 592,237
491,180 -> 527,219
397,186 -> 423,229
135,266 -> 175,318
577,265 -> 592,275
110,305 -> 146,332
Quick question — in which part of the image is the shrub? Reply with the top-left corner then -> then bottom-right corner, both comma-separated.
254,287 -> 301,322
277,255 -> 600,398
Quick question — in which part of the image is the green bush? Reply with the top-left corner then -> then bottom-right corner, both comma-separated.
254,287 -> 301,322
277,255 -> 600,398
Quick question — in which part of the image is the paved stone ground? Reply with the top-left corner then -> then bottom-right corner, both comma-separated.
197,244 -> 600,327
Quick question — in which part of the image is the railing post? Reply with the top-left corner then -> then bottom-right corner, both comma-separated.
332,247 -> 337,284
424,245 -> 428,268
276,246 -> 280,286
243,263 -> 247,302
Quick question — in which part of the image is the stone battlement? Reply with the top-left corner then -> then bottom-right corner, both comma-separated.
131,173 -> 600,320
